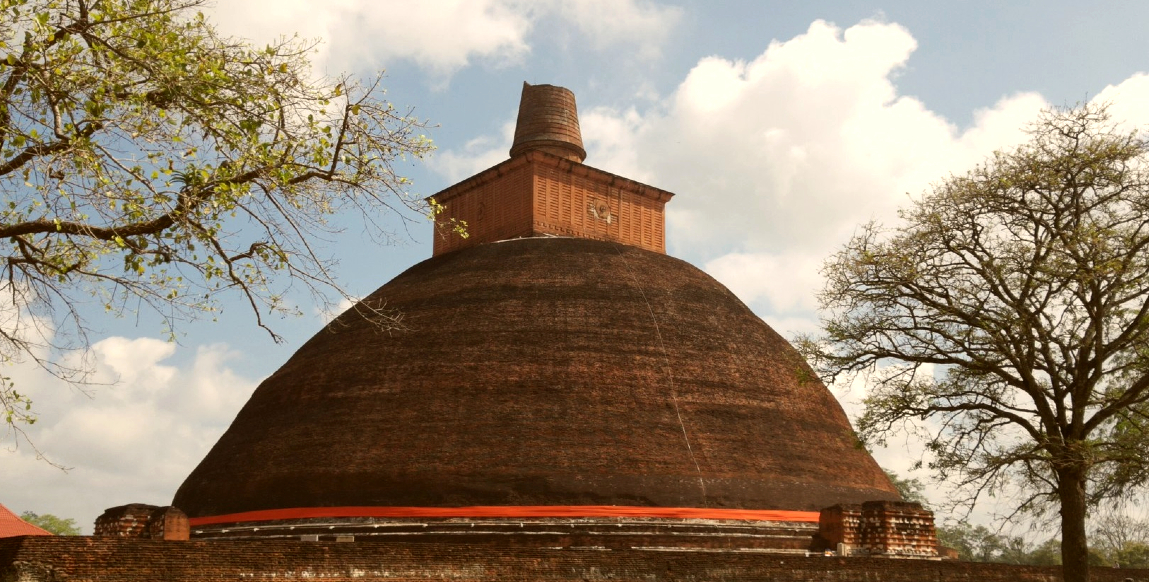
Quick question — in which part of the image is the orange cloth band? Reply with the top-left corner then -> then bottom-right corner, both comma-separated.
189,505 -> 821,527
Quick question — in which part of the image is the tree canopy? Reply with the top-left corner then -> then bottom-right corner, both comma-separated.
0,0 -> 440,439
20,511 -> 80,535
935,522 -> 1061,566
799,103 -> 1149,582
883,469 -> 931,507
1090,511 -> 1149,568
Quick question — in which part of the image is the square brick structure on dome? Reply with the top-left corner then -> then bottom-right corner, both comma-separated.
428,150 -> 673,256
429,82 -> 673,257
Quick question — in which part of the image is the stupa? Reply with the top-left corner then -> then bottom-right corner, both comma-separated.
172,82 -> 901,548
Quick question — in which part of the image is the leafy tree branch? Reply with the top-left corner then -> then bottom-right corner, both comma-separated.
0,0 -> 441,441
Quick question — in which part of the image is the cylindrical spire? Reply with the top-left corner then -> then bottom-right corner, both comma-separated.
509,82 -> 587,162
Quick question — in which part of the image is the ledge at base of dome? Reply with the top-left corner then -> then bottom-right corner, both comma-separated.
189,505 -> 820,527
187,509 -> 823,553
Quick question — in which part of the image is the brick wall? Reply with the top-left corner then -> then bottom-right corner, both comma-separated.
430,159 -> 534,255
3,536 -> 1146,582
530,160 -> 669,253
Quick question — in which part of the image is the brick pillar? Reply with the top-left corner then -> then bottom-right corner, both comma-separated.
818,504 -> 863,555
147,506 -> 190,541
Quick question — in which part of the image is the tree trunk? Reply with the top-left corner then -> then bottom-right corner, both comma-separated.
1058,465 -> 1090,582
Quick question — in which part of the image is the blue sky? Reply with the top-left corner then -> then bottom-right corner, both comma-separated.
5,0 -> 1149,532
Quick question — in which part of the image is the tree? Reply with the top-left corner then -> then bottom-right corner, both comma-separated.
0,0 -> 442,440
935,521 -> 1061,565
1027,537 -> 1064,566
798,103 -> 1149,582
936,523 -> 1003,562
20,511 -> 80,535
1110,542 -> 1149,569
1089,511 -> 1149,568
884,469 -> 931,507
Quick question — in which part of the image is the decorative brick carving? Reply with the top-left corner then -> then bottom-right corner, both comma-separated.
94,504 -> 189,541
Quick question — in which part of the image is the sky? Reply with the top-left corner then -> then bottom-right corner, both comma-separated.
5,0 -> 1149,534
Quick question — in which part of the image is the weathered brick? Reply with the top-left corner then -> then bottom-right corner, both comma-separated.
173,238 -> 901,519
3,536 -> 1146,582
94,505 -> 189,541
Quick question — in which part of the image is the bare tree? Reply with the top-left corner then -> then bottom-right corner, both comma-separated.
798,103 -> 1149,582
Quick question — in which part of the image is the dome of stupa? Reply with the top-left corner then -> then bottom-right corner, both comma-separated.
172,82 -> 899,539
174,237 -> 897,519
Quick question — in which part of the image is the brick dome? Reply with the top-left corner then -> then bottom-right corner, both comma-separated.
173,237 -> 899,519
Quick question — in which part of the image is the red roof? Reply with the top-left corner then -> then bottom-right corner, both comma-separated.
0,502 -> 52,537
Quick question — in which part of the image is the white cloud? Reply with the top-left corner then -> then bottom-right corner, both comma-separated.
1095,72 -> 1149,129
0,338 -> 259,533
206,0 -> 682,80
209,0 -> 530,78
554,0 -> 683,59
427,121 -> 517,183
432,19 -> 1057,331
314,295 -> 359,324
704,252 -> 821,314
579,106 -> 652,182
430,19 -> 1149,326
601,20 -> 1046,257
427,19 -> 1049,261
